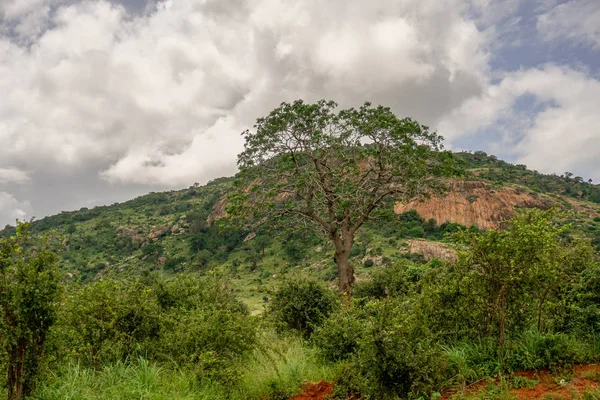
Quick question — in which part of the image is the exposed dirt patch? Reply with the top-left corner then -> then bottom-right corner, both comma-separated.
443,364 -> 600,399
291,381 -> 334,400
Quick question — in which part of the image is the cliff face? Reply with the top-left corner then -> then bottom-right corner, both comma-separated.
394,181 -> 551,230
209,180 -> 557,231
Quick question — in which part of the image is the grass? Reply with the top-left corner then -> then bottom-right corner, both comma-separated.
236,333 -> 336,399
36,359 -> 215,400
33,333 -> 334,400
450,380 -> 517,400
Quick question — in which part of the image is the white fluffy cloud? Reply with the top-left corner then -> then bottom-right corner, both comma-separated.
0,0 -> 491,187
0,192 -> 32,226
537,0 -> 600,49
438,65 -> 600,178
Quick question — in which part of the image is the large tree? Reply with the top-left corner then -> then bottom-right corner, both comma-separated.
0,222 -> 61,399
231,100 -> 458,295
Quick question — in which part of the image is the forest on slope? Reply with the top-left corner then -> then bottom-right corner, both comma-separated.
2,150 -> 600,310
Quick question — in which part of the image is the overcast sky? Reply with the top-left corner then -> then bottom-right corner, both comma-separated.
0,0 -> 599,226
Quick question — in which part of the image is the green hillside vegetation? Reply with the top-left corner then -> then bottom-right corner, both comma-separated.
2,209 -> 600,399
2,101 -> 600,399
461,150 -> 600,203
3,150 -> 599,300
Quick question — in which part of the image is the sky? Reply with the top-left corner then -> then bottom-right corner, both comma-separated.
0,0 -> 599,226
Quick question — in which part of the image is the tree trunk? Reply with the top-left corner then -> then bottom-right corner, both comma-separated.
7,339 -> 26,400
537,287 -> 551,332
333,229 -> 355,298
497,294 -> 507,371
336,251 -> 355,297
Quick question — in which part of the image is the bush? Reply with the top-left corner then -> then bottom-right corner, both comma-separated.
353,261 -> 425,300
54,280 -> 162,366
333,299 -> 442,399
53,276 -> 257,385
312,308 -> 365,362
568,265 -> 600,335
363,259 -> 374,268
157,307 -> 257,384
268,277 -> 339,338
508,331 -> 585,371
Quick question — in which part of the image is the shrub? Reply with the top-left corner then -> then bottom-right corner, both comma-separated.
157,307 -> 257,384
363,259 -> 374,268
268,277 -> 339,338
568,265 -> 600,336
353,261 -> 425,300
333,299 -> 442,399
54,280 -> 162,366
53,276 -> 257,385
508,331 -> 584,371
312,308 -> 365,362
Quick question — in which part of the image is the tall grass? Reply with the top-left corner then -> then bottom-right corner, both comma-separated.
442,331 -> 600,388
34,333 -> 334,400
36,358 -> 218,400
237,333 -> 335,399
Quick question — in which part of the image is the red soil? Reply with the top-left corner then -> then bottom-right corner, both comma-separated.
443,364 -> 600,399
291,381 -> 334,400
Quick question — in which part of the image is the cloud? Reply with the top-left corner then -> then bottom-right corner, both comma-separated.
0,192 -> 32,227
100,116 -> 244,184
537,0 -> 600,50
0,0 -> 598,226
0,0 -> 492,189
0,167 -> 30,184
438,65 -> 600,178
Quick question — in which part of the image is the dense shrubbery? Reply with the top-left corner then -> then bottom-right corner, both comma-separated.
268,276 -> 339,338
365,209 -> 476,242
51,276 -> 257,385
4,160 -> 600,399
312,296 -> 442,398
307,210 -> 600,399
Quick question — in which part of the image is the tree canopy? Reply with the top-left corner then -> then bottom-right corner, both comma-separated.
0,222 -> 61,399
231,99 -> 459,294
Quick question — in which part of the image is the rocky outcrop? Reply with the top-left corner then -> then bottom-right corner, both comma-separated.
148,225 -> 169,241
405,239 -> 457,262
207,180 -> 555,231
115,226 -> 144,247
394,181 -> 551,230
207,196 -> 228,224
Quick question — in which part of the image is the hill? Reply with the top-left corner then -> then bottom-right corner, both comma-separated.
3,151 -> 600,310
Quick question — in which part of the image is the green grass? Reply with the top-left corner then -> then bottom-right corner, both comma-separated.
36,359 -> 213,400
33,333 -> 334,400
236,333 -> 336,399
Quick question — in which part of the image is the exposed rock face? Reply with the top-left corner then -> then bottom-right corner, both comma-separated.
244,232 -> 257,242
115,226 -> 144,247
394,181 -> 550,230
207,183 -> 293,225
148,225 -> 169,241
405,239 -> 457,262
171,224 -> 186,235
361,255 -> 385,266
207,196 -> 228,224
208,180 -> 554,230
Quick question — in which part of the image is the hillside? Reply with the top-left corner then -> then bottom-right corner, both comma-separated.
4,150 -> 600,400
3,151 -> 600,310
